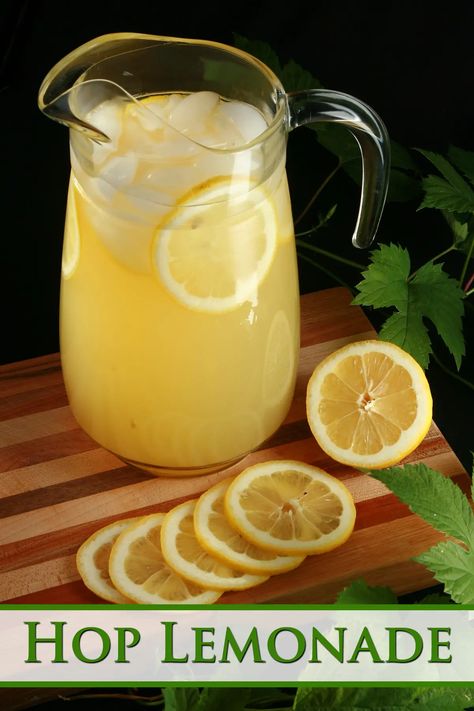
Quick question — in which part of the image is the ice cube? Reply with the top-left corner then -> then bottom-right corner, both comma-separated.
87,98 -> 123,143
219,101 -> 268,143
85,98 -> 124,167
100,153 -> 138,187
169,91 -> 220,133
130,99 -> 166,132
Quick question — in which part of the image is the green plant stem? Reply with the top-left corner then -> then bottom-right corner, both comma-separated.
294,161 -> 341,225
464,271 -> 474,293
460,236 -> 474,284
408,245 -> 456,281
296,239 -> 365,270
431,351 -> 474,392
298,251 -> 353,291
466,287 -> 474,297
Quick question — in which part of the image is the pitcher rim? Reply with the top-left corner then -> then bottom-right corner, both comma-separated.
38,32 -> 288,153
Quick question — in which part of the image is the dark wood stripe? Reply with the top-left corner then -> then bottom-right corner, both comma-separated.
0,384 -> 68,421
0,466 -> 150,519
0,493 -> 200,574
0,429 -> 96,473
259,419 -> 312,450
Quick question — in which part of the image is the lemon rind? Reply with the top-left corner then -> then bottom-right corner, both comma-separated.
76,518 -> 138,604
224,460 -> 356,556
109,513 -> 222,604
194,479 -> 305,575
306,340 -> 433,469
161,500 -> 269,590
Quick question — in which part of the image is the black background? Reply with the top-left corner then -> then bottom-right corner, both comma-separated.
2,0 -> 474,466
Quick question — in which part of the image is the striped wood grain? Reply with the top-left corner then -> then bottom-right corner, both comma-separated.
0,288 -> 470,604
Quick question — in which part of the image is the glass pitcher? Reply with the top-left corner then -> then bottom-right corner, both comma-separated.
38,33 -> 389,476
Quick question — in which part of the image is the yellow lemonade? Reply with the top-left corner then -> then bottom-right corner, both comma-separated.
60,92 -> 299,474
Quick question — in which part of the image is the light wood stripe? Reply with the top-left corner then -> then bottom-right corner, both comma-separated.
1,449 -> 123,497
0,515 -> 442,603
0,555 -> 77,601
1,453 -> 464,549
0,287 -> 470,605
0,407 -> 76,448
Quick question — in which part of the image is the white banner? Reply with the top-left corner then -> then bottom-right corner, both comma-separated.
1,607 -> 473,684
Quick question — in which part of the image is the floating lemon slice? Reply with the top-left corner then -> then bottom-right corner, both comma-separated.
262,310 -> 297,408
152,177 -> 277,312
62,180 -> 80,279
160,500 -> 269,590
76,518 -> 138,603
224,460 -> 356,555
109,513 -> 221,604
194,478 -> 305,574
306,340 -> 433,468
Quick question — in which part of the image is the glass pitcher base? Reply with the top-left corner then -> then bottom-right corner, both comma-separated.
117,452 -> 249,478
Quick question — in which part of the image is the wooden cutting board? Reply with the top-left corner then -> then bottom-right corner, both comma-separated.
0,288 -> 470,605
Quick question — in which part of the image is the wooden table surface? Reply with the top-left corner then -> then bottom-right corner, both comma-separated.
0,287 -> 470,605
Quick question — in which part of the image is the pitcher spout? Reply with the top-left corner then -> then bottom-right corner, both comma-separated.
38,33 -> 166,140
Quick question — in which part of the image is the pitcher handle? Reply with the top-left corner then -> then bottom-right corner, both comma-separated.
287,89 -> 390,249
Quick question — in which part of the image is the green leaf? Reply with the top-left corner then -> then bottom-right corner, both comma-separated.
417,149 -> 473,192
416,540 -> 474,604
280,58 -> 321,91
379,309 -> 431,368
353,244 -> 465,368
419,174 -> 474,212
391,141 -> 418,171
371,464 -> 474,547
343,159 -> 422,203
417,148 -> 474,211
448,145 -> 474,186
336,578 -> 398,604
311,123 -> 360,165
232,34 -> 282,75
293,686 -> 474,710
352,243 -> 411,309
410,261 -> 465,369
386,169 -> 422,202
246,689 -> 294,710
443,211 -> 470,246
471,453 -> 474,500
164,688 -> 200,711
418,591 -> 452,604
197,689 -> 251,711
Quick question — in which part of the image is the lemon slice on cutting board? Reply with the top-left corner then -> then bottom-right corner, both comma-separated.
224,460 -> 356,556
76,518 -> 138,603
109,513 -> 222,604
160,500 -> 269,590
306,339 -> 433,468
152,177 -> 277,313
194,478 -> 305,575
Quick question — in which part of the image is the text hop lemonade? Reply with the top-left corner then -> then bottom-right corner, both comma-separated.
61,91 -> 299,472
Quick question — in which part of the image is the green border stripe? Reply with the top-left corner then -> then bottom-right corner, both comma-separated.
0,604 -> 472,610
1,682 -> 474,688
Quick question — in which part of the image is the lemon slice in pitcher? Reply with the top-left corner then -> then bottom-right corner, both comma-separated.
152,178 -> 277,312
62,180 -> 80,278
306,340 -> 433,468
